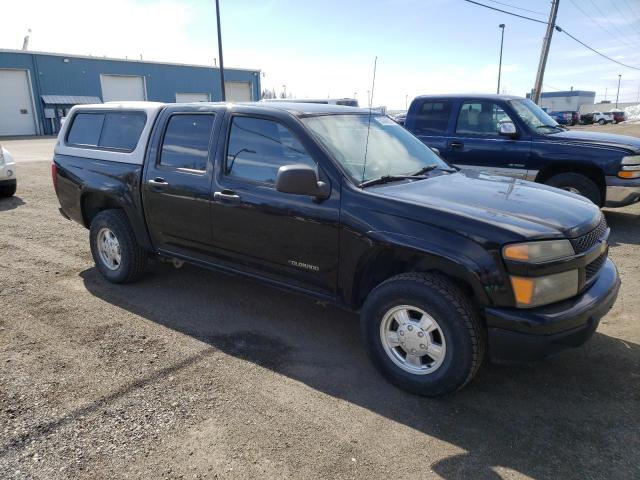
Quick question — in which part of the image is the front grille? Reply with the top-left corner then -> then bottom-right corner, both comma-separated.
571,216 -> 608,254
586,253 -> 606,282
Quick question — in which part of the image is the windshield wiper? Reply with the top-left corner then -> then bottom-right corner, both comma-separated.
358,174 -> 428,188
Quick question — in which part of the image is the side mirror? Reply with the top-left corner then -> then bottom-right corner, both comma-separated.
276,164 -> 330,199
498,122 -> 518,138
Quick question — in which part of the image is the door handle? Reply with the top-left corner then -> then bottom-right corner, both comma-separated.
449,141 -> 464,150
148,177 -> 168,186
214,190 -> 241,204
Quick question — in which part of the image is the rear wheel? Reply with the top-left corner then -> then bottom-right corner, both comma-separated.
546,172 -> 601,206
89,209 -> 147,283
598,118 -> 606,125
361,272 -> 485,396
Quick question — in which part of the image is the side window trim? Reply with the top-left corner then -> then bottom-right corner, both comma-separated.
221,113 -> 317,188
156,112 -> 216,175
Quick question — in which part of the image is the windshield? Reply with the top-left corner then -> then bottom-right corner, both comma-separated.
509,99 -> 561,132
302,114 -> 449,184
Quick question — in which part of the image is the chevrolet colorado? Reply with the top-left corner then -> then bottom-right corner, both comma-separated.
53,101 -> 620,396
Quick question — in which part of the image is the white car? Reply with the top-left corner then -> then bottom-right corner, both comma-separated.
0,145 -> 17,197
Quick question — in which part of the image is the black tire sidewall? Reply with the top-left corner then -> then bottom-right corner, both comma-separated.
89,212 -> 135,283
361,278 -> 477,396
547,173 -> 601,206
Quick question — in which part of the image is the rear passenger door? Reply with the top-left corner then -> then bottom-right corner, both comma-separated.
142,109 -> 220,256
445,100 -> 531,179
409,99 -> 452,154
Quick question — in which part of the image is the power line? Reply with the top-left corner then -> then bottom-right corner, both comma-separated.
461,0 -> 640,71
569,0 -> 640,50
586,0 -> 640,49
461,0 -> 547,24
622,0 -> 640,23
484,0 -> 546,16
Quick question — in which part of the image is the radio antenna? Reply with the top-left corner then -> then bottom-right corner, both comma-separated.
361,56 -> 377,184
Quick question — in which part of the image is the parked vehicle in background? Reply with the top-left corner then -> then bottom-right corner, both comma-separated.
582,111 -> 614,125
262,98 -> 359,107
610,110 -> 626,124
391,113 -> 406,125
0,145 -> 17,197
53,101 -> 621,396
549,111 -> 571,126
404,94 -> 640,207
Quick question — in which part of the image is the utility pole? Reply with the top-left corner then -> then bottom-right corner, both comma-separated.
531,0 -> 560,105
497,24 -> 505,95
215,0 -> 226,101
615,74 -> 621,109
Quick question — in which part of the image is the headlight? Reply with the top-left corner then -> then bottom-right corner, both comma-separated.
510,270 -> 579,308
620,155 -> 640,179
503,239 -> 574,263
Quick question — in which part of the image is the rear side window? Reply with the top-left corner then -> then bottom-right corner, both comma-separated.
67,113 -> 104,146
414,101 -> 451,134
66,111 -> 146,152
100,113 -> 146,151
159,114 -> 215,171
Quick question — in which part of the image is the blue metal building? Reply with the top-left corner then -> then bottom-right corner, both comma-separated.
0,49 -> 261,136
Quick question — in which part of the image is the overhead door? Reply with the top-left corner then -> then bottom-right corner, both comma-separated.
225,82 -> 252,102
101,75 -> 146,102
0,69 -> 37,136
175,92 -> 210,103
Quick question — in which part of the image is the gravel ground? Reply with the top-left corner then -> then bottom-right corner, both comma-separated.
0,133 -> 639,480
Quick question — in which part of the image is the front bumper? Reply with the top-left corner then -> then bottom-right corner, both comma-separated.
605,175 -> 640,208
485,258 -> 620,361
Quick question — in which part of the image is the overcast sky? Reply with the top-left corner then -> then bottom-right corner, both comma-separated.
1,0 -> 639,109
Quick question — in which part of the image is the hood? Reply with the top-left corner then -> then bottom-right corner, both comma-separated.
545,130 -> 640,153
369,171 -> 602,240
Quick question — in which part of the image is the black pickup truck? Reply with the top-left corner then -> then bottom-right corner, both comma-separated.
53,101 -> 620,396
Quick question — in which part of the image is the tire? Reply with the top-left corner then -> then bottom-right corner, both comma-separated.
89,209 -> 147,283
0,182 -> 16,197
545,172 -> 601,206
360,272 -> 486,397
598,119 -> 605,125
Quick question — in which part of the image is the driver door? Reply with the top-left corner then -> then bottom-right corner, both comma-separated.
445,100 -> 531,179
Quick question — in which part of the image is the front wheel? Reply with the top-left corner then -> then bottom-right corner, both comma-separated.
89,209 -> 148,283
545,172 -> 601,206
361,272 -> 486,396
598,118 -> 606,125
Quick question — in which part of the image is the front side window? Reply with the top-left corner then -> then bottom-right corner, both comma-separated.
302,114 -> 449,184
226,116 -> 315,184
414,100 -> 451,134
456,101 -> 511,135
160,114 -> 215,171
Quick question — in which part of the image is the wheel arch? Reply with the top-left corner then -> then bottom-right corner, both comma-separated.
81,191 -> 153,249
535,163 -> 606,206
349,243 -> 491,311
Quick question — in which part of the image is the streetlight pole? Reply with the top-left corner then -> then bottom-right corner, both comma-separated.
214,0 -> 226,101
405,94 -> 408,110
367,90 -> 370,108
615,74 -> 621,109
497,24 -> 505,95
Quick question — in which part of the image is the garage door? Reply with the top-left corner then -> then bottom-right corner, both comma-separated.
175,92 -> 210,103
225,82 -> 252,102
0,69 -> 37,136
101,75 -> 146,102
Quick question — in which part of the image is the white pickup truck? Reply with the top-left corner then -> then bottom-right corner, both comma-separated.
0,145 -> 17,197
